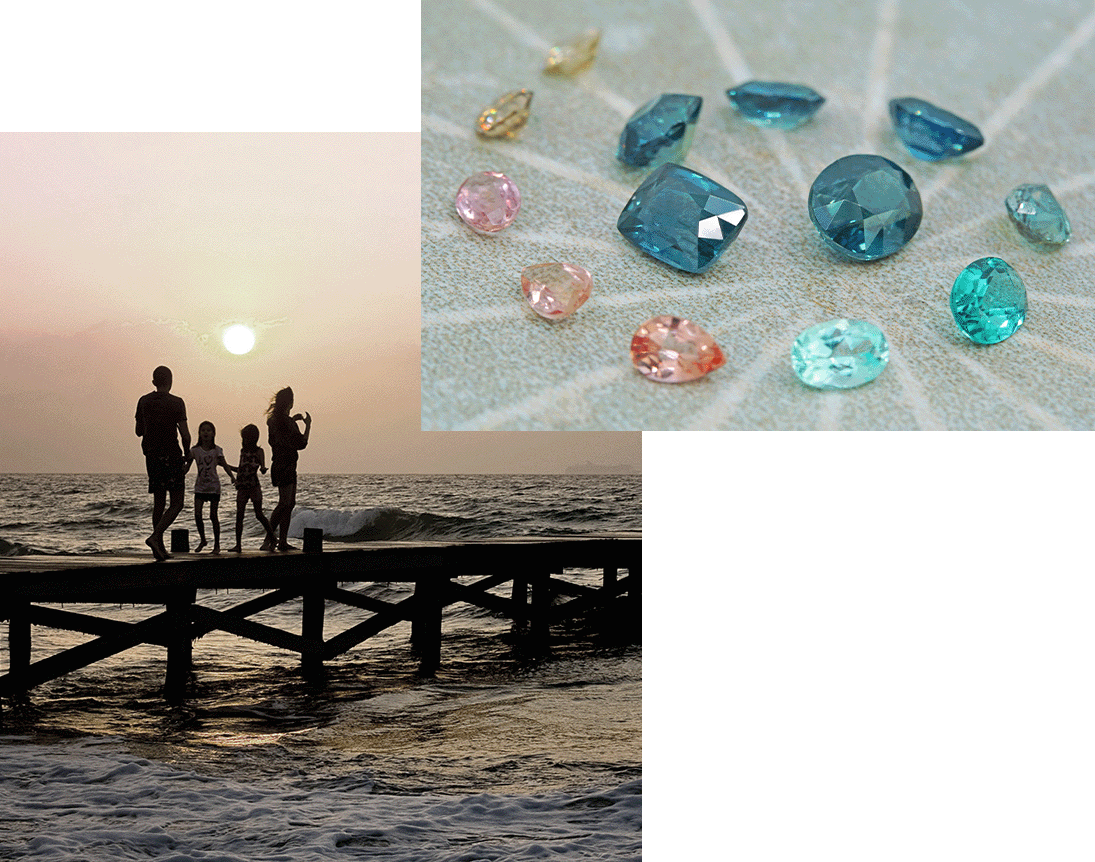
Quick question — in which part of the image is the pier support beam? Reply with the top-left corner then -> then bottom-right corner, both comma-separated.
7,599 -> 30,703
530,570 -> 551,650
511,575 -> 528,630
301,585 -> 326,678
411,577 -> 445,673
164,588 -> 195,704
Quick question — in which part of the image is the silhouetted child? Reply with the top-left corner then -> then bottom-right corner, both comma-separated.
229,423 -> 276,553
188,420 -> 236,553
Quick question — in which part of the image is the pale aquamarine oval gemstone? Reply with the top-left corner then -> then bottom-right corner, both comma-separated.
950,257 -> 1026,344
1005,184 -> 1071,247
791,319 -> 889,389
725,81 -> 825,129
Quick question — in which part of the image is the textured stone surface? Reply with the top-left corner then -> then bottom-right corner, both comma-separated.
617,163 -> 747,273
791,319 -> 889,389
889,97 -> 984,161
521,262 -> 593,320
455,172 -> 521,234
950,257 -> 1027,344
725,81 -> 824,129
630,315 -> 725,382
1006,184 -> 1072,247
476,89 -> 533,139
617,94 -> 702,168
808,154 -> 922,260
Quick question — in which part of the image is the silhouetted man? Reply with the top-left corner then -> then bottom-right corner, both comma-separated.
135,366 -> 191,560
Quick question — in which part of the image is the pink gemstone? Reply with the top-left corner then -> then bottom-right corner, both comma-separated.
455,171 -> 521,234
521,262 -> 593,320
630,315 -> 725,382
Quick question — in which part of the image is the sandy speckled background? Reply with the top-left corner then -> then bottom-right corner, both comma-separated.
422,0 -> 1095,430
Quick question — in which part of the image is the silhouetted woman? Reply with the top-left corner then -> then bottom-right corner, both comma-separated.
265,387 -> 311,551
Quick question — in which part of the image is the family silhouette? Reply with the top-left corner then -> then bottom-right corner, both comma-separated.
134,367 -> 311,561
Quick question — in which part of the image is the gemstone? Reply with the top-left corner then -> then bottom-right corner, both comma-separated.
888,97 -> 984,161
950,257 -> 1026,344
725,81 -> 825,130
1005,184 -> 1071,247
544,28 -> 601,75
455,172 -> 521,234
630,315 -> 725,383
521,262 -> 592,320
476,89 -> 533,139
808,154 -> 922,261
617,94 -> 703,168
617,163 -> 748,273
791,319 -> 889,390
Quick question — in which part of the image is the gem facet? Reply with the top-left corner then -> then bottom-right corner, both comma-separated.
630,315 -> 725,382
617,94 -> 703,168
617,163 -> 748,273
791,319 -> 889,390
808,154 -> 922,261
521,262 -> 592,320
725,81 -> 825,129
950,257 -> 1027,345
888,97 -> 984,161
455,172 -> 521,234
1005,184 -> 1071,248
476,89 -> 533,139
544,28 -> 601,75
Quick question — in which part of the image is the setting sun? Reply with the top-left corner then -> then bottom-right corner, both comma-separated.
222,324 -> 255,355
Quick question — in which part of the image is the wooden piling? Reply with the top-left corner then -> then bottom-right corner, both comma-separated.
163,588 -> 195,704
511,575 -> 528,629
530,570 -> 551,650
411,577 -> 444,673
301,585 -> 326,677
7,599 -> 30,702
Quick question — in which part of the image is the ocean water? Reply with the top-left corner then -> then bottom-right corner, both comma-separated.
0,473 -> 641,861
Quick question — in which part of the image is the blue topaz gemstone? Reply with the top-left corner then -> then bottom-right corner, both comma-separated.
808,154 -> 922,261
617,94 -> 702,168
950,257 -> 1026,344
1006,184 -> 1072,247
725,80 -> 824,129
888,97 -> 984,161
791,319 -> 889,389
617,163 -> 747,273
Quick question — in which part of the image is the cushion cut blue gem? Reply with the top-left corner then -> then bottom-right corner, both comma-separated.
808,154 -> 922,261
617,163 -> 748,274
617,94 -> 702,169
725,80 -> 824,130
888,97 -> 984,161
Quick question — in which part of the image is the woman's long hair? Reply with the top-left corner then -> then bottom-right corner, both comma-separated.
266,387 -> 293,418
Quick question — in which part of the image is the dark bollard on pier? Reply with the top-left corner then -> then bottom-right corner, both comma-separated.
303,528 -> 323,554
170,529 -> 189,553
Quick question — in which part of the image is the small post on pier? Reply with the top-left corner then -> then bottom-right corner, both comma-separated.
7,599 -> 31,704
170,529 -> 189,553
411,575 -> 444,673
164,587 -> 195,704
303,528 -> 323,554
301,583 -> 326,678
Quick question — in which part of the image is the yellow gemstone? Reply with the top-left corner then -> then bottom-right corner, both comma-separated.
476,89 -> 533,139
544,28 -> 601,75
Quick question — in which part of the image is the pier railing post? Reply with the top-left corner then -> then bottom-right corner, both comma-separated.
301,583 -> 326,678
164,588 -> 195,705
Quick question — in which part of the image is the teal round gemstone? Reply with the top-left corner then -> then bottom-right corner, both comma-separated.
791,319 -> 889,389
950,257 -> 1027,344
808,155 -> 922,261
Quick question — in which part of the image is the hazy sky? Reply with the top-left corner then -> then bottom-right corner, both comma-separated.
0,134 -> 639,474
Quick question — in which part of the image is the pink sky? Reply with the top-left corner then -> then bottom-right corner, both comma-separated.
0,134 -> 639,474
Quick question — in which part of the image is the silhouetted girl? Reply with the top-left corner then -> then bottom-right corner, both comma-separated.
188,420 -> 236,553
229,423 -> 276,553
265,387 -> 311,551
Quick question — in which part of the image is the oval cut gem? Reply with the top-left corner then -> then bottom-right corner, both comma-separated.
725,80 -> 824,129
1005,184 -> 1071,248
889,97 -> 984,161
950,257 -> 1027,344
791,319 -> 889,389
617,94 -> 703,169
630,315 -> 725,383
455,171 -> 521,234
808,154 -> 922,261
521,262 -> 592,320
617,163 -> 747,273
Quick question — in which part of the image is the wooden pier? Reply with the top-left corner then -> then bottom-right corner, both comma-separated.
0,536 -> 640,707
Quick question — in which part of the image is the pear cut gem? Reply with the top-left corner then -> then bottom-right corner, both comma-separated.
544,28 -> 601,75
476,89 -> 533,139
521,262 -> 592,320
791,319 -> 889,389
950,257 -> 1026,344
725,81 -> 825,129
1005,184 -> 1071,247
630,315 -> 725,383
617,94 -> 702,168
889,97 -> 984,161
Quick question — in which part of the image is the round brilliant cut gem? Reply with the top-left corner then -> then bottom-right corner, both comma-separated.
808,154 -> 922,261
1005,184 -> 1071,248
791,319 -> 889,389
725,81 -> 825,129
455,172 -> 521,234
950,257 -> 1027,345
520,262 -> 592,320
630,315 -> 725,383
